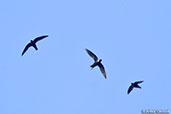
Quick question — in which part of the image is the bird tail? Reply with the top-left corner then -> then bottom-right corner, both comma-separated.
136,85 -> 141,88
33,44 -> 38,50
90,65 -> 94,69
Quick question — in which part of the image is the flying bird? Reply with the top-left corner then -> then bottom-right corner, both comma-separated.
85,48 -> 107,79
127,81 -> 143,94
21,35 -> 48,56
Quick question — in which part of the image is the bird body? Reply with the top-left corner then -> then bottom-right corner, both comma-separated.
29,40 -> 38,50
22,35 -> 48,56
85,49 -> 107,79
90,59 -> 102,69
132,82 -> 141,88
32,43 -> 38,50
127,81 -> 143,94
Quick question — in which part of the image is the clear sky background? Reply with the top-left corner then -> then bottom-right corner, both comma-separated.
0,0 -> 170,114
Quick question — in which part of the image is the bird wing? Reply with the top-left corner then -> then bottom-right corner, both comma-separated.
98,63 -> 107,79
85,49 -> 98,61
22,43 -> 32,56
34,35 -> 48,43
135,81 -> 144,85
127,85 -> 133,94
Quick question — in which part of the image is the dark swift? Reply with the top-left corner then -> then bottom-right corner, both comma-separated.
85,48 -> 107,79
127,81 -> 143,94
21,35 -> 48,56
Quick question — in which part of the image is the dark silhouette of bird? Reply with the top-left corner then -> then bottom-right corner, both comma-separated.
85,48 -> 107,79
21,35 -> 48,56
127,81 -> 143,94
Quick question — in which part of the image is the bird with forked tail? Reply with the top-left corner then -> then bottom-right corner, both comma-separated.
21,35 -> 48,56
127,81 -> 143,94
85,48 -> 107,79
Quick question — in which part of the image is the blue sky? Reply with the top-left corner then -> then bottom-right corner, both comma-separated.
0,0 -> 170,114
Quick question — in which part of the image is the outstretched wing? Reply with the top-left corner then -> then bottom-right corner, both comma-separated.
34,35 -> 48,43
22,43 -> 32,56
98,63 -> 107,79
85,49 -> 98,62
127,85 -> 133,94
135,81 -> 143,85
